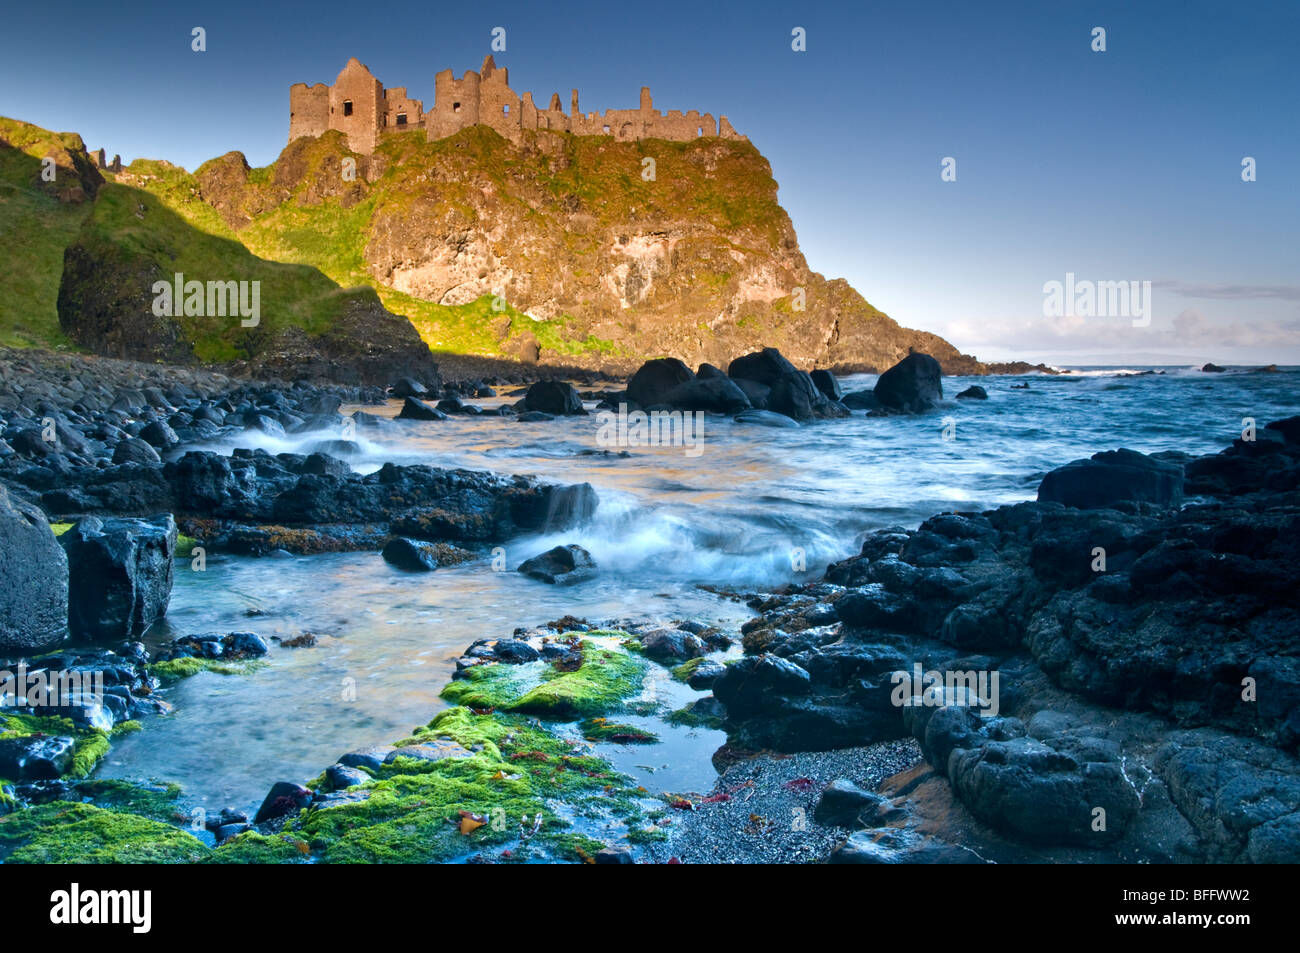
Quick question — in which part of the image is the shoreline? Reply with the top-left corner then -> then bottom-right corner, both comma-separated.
0,348 -> 1296,863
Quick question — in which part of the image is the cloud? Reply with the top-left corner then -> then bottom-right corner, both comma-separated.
1154,280 -> 1300,302
940,309 -> 1300,362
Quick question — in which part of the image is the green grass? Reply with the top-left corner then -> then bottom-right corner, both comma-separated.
0,118 -> 92,347
0,115 -> 793,363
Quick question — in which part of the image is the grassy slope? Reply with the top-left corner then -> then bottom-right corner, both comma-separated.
0,117 -> 893,366
80,180 -> 366,362
0,118 -> 90,347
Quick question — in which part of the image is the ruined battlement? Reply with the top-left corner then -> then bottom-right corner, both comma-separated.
289,56 -> 745,154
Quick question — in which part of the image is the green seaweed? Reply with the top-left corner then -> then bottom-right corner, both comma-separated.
0,802 -> 209,863
150,657 -> 267,683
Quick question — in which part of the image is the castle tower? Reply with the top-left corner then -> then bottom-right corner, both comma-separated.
328,58 -> 384,154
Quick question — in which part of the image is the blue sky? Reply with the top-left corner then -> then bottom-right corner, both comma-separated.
3,0 -> 1296,364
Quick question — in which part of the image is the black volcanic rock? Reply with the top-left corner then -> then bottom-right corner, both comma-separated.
61,513 -> 177,642
1037,448 -> 1184,509
517,543 -> 596,585
524,381 -> 585,416
0,483 -> 68,652
627,358 -> 694,407
873,352 -> 943,413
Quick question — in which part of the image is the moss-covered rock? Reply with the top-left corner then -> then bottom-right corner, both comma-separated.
0,802 -> 209,863
441,637 -> 646,718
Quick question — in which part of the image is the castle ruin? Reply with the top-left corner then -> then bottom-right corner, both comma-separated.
289,56 -> 745,154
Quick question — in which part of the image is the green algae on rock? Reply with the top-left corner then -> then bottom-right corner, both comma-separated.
0,802 -> 209,863
442,637 -> 647,718
1,712 -> 112,778
149,657 -> 268,683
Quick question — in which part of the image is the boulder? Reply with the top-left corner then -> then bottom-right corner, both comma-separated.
138,419 -> 179,448
390,377 -> 427,398
874,353 -> 943,413
61,514 -> 177,642
814,779 -> 885,826
1201,363 -> 1226,373
627,358 -> 694,408
662,377 -> 751,414
640,628 -> 706,661
253,781 -> 313,823
713,654 -> 812,717
733,409 -> 800,428
381,537 -> 443,572
956,385 -> 988,400
1037,448 -> 1184,509
0,484 -> 68,653
517,544 -> 597,585
810,369 -> 843,401
0,735 -> 75,780
727,347 -> 799,388
524,381 -> 585,416
396,397 -> 447,421
112,437 -> 162,465
732,378 -> 772,409
841,390 -> 881,411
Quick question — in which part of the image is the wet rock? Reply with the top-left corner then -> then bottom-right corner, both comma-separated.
339,746 -> 395,772
517,544 -> 596,585
728,348 -> 845,421
61,514 -> 177,642
685,658 -> 727,689
814,779 -> 888,826
325,763 -> 371,790
830,827 -> 982,864
956,385 -> 988,400
733,409 -> 800,428
627,358 -> 694,407
0,735 -> 75,781
138,419 -> 179,449
713,654 -> 812,717
524,381 -> 585,416
396,397 -> 447,421
381,537 -> 443,572
253,781 -> 313,823
662,376 -> 751,414
0,483 -> 68,653
841,390 -> 881,411
640,627 -> 706,662
1037,448 -> 1183,509
594,846 -> 635,864
873,352 -> 943,413
111,437 -> 161,465
810,369 -> 842,401
384,740 -> 473,764
947,734 -> 1141,846
492,639 -> 541,663
390,377 -> 428,398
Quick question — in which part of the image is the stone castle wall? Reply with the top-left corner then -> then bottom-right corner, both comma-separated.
290,56 -> 744,153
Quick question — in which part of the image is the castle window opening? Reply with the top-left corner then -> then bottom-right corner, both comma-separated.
343,100 -> 353,117
453,102 -> 461,113
697,127 -> 703,137
503,104 -> 509,115
396,113 -> 407,126
602,124 -> 610,134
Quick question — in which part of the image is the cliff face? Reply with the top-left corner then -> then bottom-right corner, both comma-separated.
3,114 -> 986,377
197,127 -> 984,373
